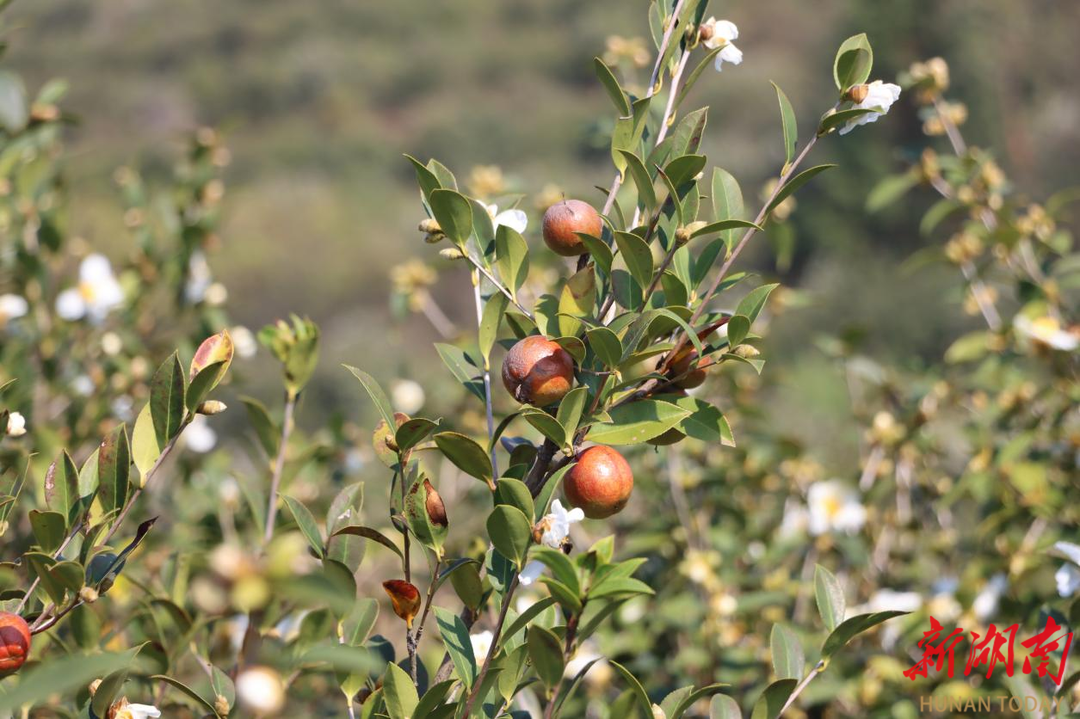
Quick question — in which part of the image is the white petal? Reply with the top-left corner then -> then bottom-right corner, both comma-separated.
79,254 -> 115,283
1054,541 -> 1080,567
1056,564 -> 1080,597
55,288 -> 86,320
494,209 -> 528,234
566,507 -> 585,523
518,561 -> 546,586
715,20 -> 739,41
0,294 -> 28,319
719,44 -> 743,67
128,705 -> 162,719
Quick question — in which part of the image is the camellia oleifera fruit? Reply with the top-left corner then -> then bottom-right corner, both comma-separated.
541,199 -> 603,257
502,335 -> 575,406
0,611 -> 31,676
564,445 -> 634,519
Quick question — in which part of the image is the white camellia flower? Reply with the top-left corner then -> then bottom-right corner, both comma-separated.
1056,564 -> 1080,597
483,202 -> 528,234
184,415 -> 218,454
1014,315 -> 1079,352
6,411 -> 27,437
55,254 -> 125,322
972,573 -> 1008,621
391,379 -> 426,415
519,499 -> 584,586
839,80 -> 902,135
807,480 -> 866,536
185,251 -> 213,304
236,666 -> 285,715
470,629 -> 494,661
0,294 -> 28,325
230,325 -> 259,358
700,18 -> 743,71
113,703 -> 161,719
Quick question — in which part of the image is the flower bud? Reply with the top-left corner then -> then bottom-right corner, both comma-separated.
697,23 -> 714,43
844,84 -> 870,104
674,226 -> 692,246
196,400 -> 228,416
79,586 -> 99,604
423,478 -> 448,528
214,695 -> 231,716
732,344 -> 760,358
418,218 -> 441,234
438,247 -> 466,261
382,579 -> 422,627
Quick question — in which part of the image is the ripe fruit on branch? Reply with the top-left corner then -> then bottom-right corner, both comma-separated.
0,612 -> 31,676
502,336 -> 575,406
542,199 -> 602,257
564,445 -> 634,519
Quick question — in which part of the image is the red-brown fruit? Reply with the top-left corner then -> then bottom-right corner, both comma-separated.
502,336 -> 575,406
0,612 -> 31,676
564,445 -> 634,519
541,199 -> 603,257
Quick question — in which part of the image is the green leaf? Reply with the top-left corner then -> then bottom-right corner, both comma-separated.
588,575 -> 654,600
403,476 -> 448,558
771,82 -> 798,168
577,233 -> 614,276
690,219 -> 761,239
921,198 -> 962,235
751,678 -> 797,719
814,565 -> 845,632
711,167 -> 745,252
619,151 -> 657,212
527,626 -> 565,688
448,560 -> 484,610
341,597 -> 380,646
556,386 -> 590,444
44,451 -> 79,524
662,154 -> 707,192
501,596 -> 557,647
558,265 -> 596,337
150,353 -> 186,448
675,48 -> 723,109
534,463 -> 575,521
667,107 -> 709,158
29,510 -> 66,554
414,680 -> 456,718
666,395 -> 735,446
433,431 -> 494,487
522,409 -> 567,448
494,477 -> 535,520
427,159 -> 458,190
434,606 -> 477,689
821,611 -> 907,659
586,399 -> 690,445
727,315 -> 751,347
486,505 -> 532,567
531,547 -> 581,596
383,662 -> 419,719
480,292 -> 509,363
281,494 -> 325,558
344,366 -> 398,431
240,395 -> 280,457
586,327 -> 622,368
833,33 -> 873,91
594,57 -> 631,116
428,188 -> 473,246
818,107 -> 878,136
541,577 -> 584,614
770,624 -> 805,680
765,165 -> 837,217
433,344 -> 486,402
78,448 -> 100,498
331,525 -> 403,562
98,424 -> 131,517
610,660 -> 653,716
670,685 -> 730,719
404,154 -> 441,201
614,231 -> 654,292
661,686 -> 694,719
0,652 -> 135,713
736,283 -> 780,323
130,404 -> 160,481
710,694 -> 743,719
495,224 -> 530,296
866,171 -> 919,212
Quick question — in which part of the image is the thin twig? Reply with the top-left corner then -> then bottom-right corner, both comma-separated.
461,575 -> 520,716
542,610 -> 582,719
262,393 -> 296,545
780,661 -> 825,715
466,253 -> 533,320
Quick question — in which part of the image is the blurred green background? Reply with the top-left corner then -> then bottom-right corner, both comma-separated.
7,0 -> 1079,471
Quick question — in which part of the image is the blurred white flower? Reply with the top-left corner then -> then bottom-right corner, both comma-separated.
1053,541 -> 1080,566
227,613 -> 250,654
927,592 -> 962,624
482,202 -> 528,234
700,18 -> 743,71
520,500 -> 584,587
866,589 -> 923,614
1014,315 -> 1078,352
231,325 -> 258,358
807,480 -> 865,536
470,629 -> 494,660
6,411 -> 26,437
101,331 -> 124,356
184,416 -> 217,453
56,254 -> 124,322
1056,564 -> 1080,597
185,251 -> 213,304
0,294 -> 28,325
972,573 -> 1007,622
236,666 -> 285,715
777,501 -> 809,539
111,395 -> 134,421
563,640 -> 612,687
72,375 -> 95,396
391,379 -> 426,415
114,703 -> 161,719
219,476 -> 241,508
839,80 -> 902,135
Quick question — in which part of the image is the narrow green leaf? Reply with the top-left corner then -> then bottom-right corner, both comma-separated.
495,224 -> 530,296
344,366 -> 398,430
765,165 -> 837,217
98,425 -> 131,517
527,626 -> 565,688
433,431 -> 494,486
585,399 -> 690,445
814,565 -> 845,632
281,494 -> 325,558
594,57 -> 631,116
770,624 -> 805,680
614,231 -> 654,291
383,662 -> 419,719
479,292 -> 509,363
428,188 -> 473,246
771,82 -> 798,168
821,611 -> 907,659
735,283 -> 780,323
44,451 -> 79,524
434,607 -> 477,689
486,505 -> 532,567
150,353 -> 186,448
619,151 -> 657,211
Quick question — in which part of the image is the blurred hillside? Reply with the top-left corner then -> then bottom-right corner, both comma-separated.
7,0 -> 1079,467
